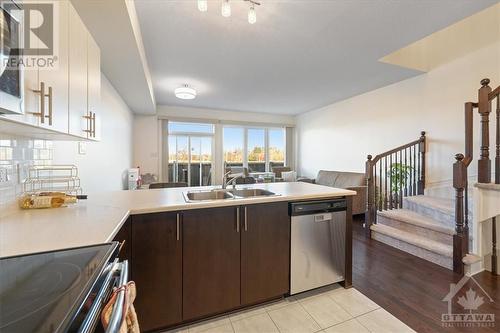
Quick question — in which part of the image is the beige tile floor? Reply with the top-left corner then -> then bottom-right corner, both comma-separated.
163,284 -> 415,333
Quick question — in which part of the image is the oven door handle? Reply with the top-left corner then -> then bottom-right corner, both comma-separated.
105,260 -> 129,333
77,259 -> 128,333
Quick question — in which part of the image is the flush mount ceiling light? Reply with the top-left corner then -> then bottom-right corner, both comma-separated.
175,85 -> 197,100
197,0 -> 208,12
197,0 -> 261,24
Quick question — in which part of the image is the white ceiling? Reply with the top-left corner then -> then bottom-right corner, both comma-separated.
135,0 -> 498,115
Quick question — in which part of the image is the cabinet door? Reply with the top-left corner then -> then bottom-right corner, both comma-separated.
68,3 -> 88,138
241,202 -> 290,305
87,34 -> 101,140
131,212 -> 182,331
38,0 -> 69,133
183,207 -> 241,320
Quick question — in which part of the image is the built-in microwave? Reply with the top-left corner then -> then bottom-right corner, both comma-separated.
0,0 -> 23,114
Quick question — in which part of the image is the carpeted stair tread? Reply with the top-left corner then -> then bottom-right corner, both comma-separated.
370,224 -> 453,257
403,195 -> 454,215
377,209 -> 455,235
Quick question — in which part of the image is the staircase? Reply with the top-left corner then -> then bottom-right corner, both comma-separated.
365,78 -> 500,276
370,195 -> 455,269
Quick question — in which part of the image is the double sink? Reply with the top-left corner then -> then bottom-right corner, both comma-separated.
183,188 -> 278,202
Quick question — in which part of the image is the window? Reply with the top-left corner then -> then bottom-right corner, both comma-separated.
222,126 -> 286,172
247,128 -> 265,172
167,122 -> 214,186
223,127 -> 244,167
269,128 -> 285,168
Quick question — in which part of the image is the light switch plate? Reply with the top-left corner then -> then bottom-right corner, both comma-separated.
78,142 -> 86,155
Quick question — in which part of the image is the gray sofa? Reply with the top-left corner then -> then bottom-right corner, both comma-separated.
299,170 -> 367,215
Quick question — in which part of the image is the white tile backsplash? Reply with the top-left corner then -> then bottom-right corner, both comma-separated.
0,135 -> 53,207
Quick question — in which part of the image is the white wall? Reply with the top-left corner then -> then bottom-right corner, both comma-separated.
52,74 -> 134,192
296,42 -> 500,191
133,115 -> 159,175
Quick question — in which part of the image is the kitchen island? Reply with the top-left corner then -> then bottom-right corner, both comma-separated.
0,182 -> 356,332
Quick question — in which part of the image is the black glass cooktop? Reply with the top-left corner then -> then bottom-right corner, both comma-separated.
0,243 -> 117,333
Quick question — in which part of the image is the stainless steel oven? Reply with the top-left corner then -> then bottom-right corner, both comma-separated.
0,243 -> 130,333
0,0 -> 23,114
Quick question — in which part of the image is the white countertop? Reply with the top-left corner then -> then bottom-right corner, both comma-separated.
0,182 -> 355,258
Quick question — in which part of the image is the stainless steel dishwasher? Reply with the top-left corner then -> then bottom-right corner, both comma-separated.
290,199 -> 347,295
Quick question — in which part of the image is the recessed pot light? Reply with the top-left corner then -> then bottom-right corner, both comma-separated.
175,85 -> 197,100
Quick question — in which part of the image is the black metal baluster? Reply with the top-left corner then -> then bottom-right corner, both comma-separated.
384,156 -> 388,210
413,144 -> 417,196
379,160 -> 382,211
399,149 -> 403,208
409,145 -> 413,195
403,148 -> 408,197
389,153 -> 393,209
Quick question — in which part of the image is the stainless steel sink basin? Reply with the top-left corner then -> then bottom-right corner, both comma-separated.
229,189 -> 276,198
184,190 -> 234,202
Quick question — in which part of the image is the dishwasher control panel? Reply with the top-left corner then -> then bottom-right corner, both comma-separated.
289,198 -> 347,216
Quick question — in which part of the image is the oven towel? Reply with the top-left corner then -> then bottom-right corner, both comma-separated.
101,281 -> 140,333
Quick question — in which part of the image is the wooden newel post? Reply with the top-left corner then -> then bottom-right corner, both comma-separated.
478,78 -> 492,183
418,131 -> 426,195
453,153 -> 468,275
365,155 -> 374,237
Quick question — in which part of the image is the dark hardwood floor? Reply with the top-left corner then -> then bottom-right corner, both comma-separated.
352,216 -> 499,333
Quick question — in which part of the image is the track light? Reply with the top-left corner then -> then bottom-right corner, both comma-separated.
197,0 -> 208,12
221,0 -> 231,18
248,5 -> 256,24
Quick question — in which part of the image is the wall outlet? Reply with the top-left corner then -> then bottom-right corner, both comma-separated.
0,167 -> 9,183
78,142 -> 87,155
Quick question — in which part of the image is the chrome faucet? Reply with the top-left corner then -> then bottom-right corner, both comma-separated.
222,169 -> 249,190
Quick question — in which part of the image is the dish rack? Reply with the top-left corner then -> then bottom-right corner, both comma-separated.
23,165 -> 83,195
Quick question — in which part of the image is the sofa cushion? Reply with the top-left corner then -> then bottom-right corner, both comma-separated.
316,170 -> 340,187
333,171 -> 365,188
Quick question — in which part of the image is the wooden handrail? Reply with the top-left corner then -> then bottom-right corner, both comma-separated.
370,136 -> 425,164
365,132 -> 426,236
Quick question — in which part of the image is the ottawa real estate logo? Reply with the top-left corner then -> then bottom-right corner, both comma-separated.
442,275 -> 495,328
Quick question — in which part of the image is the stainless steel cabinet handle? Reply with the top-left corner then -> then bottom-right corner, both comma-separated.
244,206 -> 248,231
92,112 -> 96,137
176,213 -> 180,241
30,81 -> 46,123
82,112 -> 92,135
236,207 -> 240,233
46,86 -> 52,126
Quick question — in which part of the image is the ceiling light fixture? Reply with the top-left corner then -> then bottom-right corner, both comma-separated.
221,0 -> 231,18
248,5 -> 256,24
175,85 -> 197,100
197,0 -> 208,12
244,0 -> 260,24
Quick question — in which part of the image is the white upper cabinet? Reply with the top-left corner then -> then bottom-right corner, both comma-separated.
1,0 -> 101,141
68,3 -> 89,139
38,0 -> 69,133
87,35 -> 101,141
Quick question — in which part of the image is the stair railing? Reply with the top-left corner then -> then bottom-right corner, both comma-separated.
365,132 -> 426,236
454,78 -> 500,275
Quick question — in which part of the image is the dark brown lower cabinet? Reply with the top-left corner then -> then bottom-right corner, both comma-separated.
112,217 -> 131,264
131,212 -> 182,332
241,202 -> 290,305
182,206 -> 241,321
